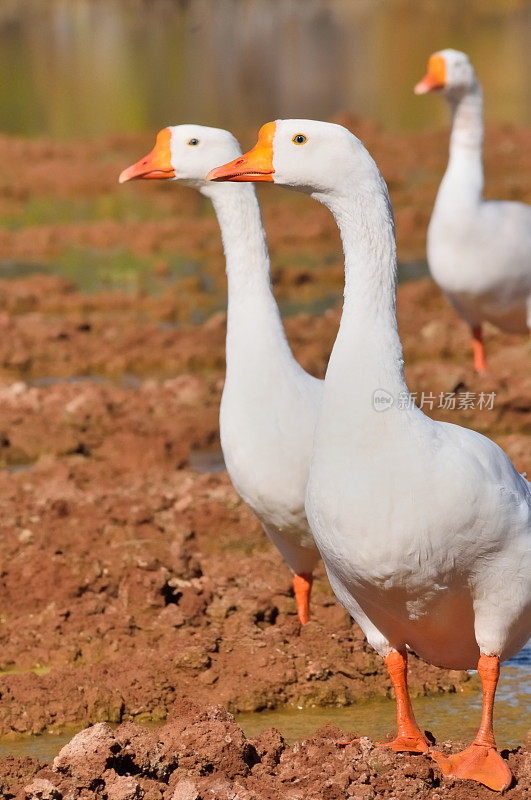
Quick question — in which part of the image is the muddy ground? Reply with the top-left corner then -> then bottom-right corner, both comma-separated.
0,274 -> 529,736
0,120 -> 528,796
1,703 -> 530,799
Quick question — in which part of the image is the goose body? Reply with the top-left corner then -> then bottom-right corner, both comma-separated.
120,125 -> 321,621
211,119 -> 530,790
308,405 -> 530,670
429,186 -> 531,335
416,49 -> 531,368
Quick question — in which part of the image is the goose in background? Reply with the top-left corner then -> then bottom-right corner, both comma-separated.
415,49 -> 531,371
209,119 -> 530,792
119,125 -> 321,624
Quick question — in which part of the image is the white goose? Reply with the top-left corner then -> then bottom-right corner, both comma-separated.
119,125 -> 321,624
209,120 -> 531,792
415,49 -> 531,371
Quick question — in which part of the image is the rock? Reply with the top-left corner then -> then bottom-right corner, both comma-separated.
358,736 -> 374,757
106,774 -> 143,799
163,375 -> 205,405
249,727 -> 285,769
18,528 -> 34,544
24,778 -> 62,799
53,721 -> 119,778
170,779 -> 200,800
157,604 -> 185,629
160,703 -> 258,779
198,668 -> 218,685
175,646 -> 211,671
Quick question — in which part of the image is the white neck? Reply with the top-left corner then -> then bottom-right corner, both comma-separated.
201,182 -> 295,380
437,82 -> 484,210
313,175 -> 413,444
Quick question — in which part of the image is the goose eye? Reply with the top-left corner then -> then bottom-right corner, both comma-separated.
292,134 -> 307,145
187,138 -> 199,146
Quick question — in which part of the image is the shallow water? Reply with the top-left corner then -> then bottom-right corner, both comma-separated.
0,647 -> 527,762
189,447 -> 226,474
0,728 -> 81,763
24,373 -> 142,389
4,461 -> 34,474
0,252 -> 201,297
0,0 -> 529,139
238,654 -> 530,750
25,374 -> 108,389
0,257 -> 426,309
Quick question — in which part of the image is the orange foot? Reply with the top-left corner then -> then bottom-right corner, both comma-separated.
376,732 -> 429,754
431,744 -> 512,792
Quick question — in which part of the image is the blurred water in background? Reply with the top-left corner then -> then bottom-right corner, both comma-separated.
0,0 -> 530,139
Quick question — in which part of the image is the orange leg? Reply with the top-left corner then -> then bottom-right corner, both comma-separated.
377,650 -> 429,753
293,572 -> 313,625
431,655 -> 512,792
472,324 -> 486,372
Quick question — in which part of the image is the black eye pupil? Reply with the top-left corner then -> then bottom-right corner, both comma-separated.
188,138 -> 199,146
294,134 -> 306,144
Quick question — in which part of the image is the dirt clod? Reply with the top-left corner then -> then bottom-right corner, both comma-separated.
6,704 -> 530,799
24,779 -> 62,800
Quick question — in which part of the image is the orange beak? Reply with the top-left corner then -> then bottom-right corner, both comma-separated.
414,54 -> 447,95
119,128 -> 175,183
207,122 -> 275,182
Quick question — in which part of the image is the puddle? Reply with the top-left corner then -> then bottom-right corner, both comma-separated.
398,259 -> 429,283
0,648 -> 526,762
238,647 -> 530,750
189,448 -> 226,474
0,666 -> 51,678
0,253 -> 202,297
23,373 -> 142,390
0,255 -> 426,320
279,291 -> 342,318
278,260 -> 430,317
26,374 -> 109,389
0,261 -> 51,279
0,728 -> 82,763
4,461 -> 35,475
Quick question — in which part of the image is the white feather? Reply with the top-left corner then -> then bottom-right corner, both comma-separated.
426,50 -> 531,334
267,118 -> 531,670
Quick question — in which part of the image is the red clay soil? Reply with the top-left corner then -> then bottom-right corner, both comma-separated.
0,122 -> 528,795
0,118 -> 529,322
0,118 -> 529,257
1,701 -> 529,799
0,277 -> 528,739
0,436 -> 469,735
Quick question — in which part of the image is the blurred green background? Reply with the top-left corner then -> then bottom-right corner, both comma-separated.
0,0 -> 530,139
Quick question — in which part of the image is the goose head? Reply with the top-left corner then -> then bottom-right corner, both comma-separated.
119,125 -> 241,193
207,119 -> 383,201
415,49 -> 477,99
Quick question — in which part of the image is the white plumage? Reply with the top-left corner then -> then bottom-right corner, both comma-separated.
416,49 -> 531,369
120,125 -> 321,622
216,118 -> 530,790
